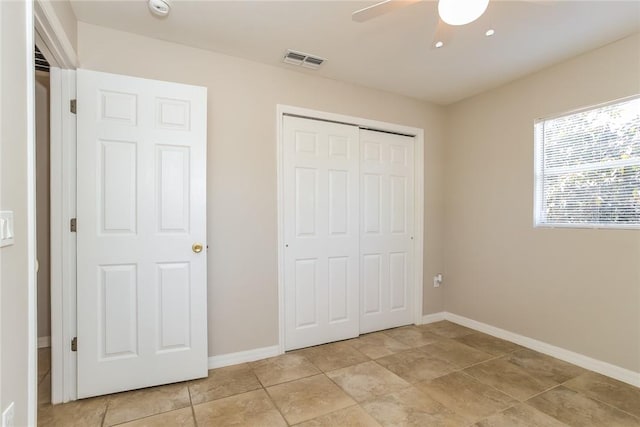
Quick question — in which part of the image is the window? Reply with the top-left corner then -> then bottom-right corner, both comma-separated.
534,96 -> 640,229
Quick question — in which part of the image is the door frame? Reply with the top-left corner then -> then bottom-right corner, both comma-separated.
276,104 -> 425,354
34,0 -> 78,403
49,68 -> 77,403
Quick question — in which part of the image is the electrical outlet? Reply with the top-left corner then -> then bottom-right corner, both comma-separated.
2,402 -> 15,427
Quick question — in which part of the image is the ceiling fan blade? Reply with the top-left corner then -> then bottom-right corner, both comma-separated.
352,0 -> 422,23
431,18 -> 454,49
520,0 -> 555,6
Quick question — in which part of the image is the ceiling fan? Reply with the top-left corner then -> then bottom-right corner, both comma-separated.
352,0 -> 492,49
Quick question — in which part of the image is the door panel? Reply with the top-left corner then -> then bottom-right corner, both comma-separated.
295,168 -> 318,236
157,262 -> 191,351
360,130 -> 414,334
284,116 -> 360,351
157,146 -> 190,233
363,173 -> 382,233
100,140 -> 137,233
328,257 -> 349,322
328,170 -> 348,235
294,258 -> 318,328
390,176 -> 407,233
77,69 -> 207,398
363,254 -> 382,315
99,264 -> 137,359
389,252 -> 407,310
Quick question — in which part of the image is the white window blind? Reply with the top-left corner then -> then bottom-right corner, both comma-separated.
534,96 -> 640,229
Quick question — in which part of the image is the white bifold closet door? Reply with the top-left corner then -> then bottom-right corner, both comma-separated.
283,116 -> 360,351
359,130 -> 415,333
283,116 -> 415,351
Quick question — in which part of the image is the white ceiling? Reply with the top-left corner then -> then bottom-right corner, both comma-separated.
70,0 -> 640,105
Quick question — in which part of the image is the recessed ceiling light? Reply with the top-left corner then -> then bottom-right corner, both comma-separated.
438,0 -> 490,26
148,0 -> 171,17
435,41 -> 444,49
485,29 -> 495,37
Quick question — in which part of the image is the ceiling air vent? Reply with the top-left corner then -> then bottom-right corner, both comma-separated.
35,46 -> 50,72
283,49 -> 326,70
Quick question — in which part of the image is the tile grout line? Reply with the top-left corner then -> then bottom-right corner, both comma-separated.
586,397 -> 640,421
512,380 -> 639,426
370,339 -> 500,384
360,361 -> 481,427
187,382 -> 199,427
101,398 -> 110,427
394,341 -> 567,427
260,380 -> 291,426
455,369 -> 525,402
374,361 -> 503,427
517,386 -> 575,427
472,404 -> 521,426
36,351 -> 51,411
454,353 -> 503,371
184,366 -> 290,426
416,352 -> 569,420
256,353 -> 370,425
458,350 -> 577,403
322,369 -> 360,401
258,371 -> 323,388
249,362 -> 294,426
521,382 -> 562,402
289,371 -> 365,426
557,380 -> 640,421
102,383 -> 196,427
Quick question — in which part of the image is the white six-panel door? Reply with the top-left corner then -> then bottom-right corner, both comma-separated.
283,117 -> 415,350
360,130 -> 415,333
76,69 -> 208,398
283,116 -> 360,351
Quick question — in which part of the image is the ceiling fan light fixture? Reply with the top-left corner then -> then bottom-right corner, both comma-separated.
438,0 -> 489,26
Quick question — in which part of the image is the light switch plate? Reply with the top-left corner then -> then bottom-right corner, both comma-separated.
2,402 -> 14,427
0,211 -> 15,248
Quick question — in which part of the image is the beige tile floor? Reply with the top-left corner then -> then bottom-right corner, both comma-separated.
37,321 -> 640,426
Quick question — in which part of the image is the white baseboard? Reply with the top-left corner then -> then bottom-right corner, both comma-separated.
38,336 -> 51,349
421,312 -> 446,324
422,311 -> 640,388
208,345 -> 281,370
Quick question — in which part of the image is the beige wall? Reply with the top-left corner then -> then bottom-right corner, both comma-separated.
77,22 -> 446,357
1,1 -> 33,425
48,0 -> 77,54
444,34 -> 640,372
36,73 -> 51,341
75,20 -> 638,373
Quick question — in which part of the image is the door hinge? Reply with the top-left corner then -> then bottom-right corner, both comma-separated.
71,337 -> 77,352
70,99 -> 77,114
70,218 -> 77,232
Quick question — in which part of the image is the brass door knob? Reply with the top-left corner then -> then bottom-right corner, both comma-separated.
192,243 -> 204,253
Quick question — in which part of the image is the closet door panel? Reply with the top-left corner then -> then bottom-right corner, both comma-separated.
283,116 -> 360,350
360,130 -> 415,333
